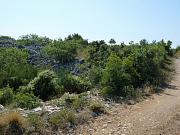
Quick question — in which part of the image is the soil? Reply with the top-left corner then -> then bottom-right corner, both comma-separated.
75,58 -> 180,135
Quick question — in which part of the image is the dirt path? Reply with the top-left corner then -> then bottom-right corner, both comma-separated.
75,58 -> 180,135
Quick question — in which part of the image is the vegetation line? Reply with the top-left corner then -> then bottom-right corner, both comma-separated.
0,34 -> 178,134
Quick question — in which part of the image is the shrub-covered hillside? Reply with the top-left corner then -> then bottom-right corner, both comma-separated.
0,34 -> 176,134
0,34 -> 173,100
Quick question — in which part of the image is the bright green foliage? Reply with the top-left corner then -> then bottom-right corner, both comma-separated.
101,43 -> 168,97
0,87 -> 14,106
14,93 -> 41,109
101,53 -> 135,96
28,70 -> 61,101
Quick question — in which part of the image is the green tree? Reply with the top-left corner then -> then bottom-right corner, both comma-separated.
109,38 -> 116,45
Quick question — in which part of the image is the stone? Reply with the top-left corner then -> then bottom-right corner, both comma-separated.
32,107 -> 42,112
0,104 -> 4,111
127,100 -> 136,105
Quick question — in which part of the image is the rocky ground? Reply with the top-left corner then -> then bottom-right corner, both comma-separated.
74,58 -> 180,135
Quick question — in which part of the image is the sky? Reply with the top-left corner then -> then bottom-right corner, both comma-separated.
0,0 -> 179,47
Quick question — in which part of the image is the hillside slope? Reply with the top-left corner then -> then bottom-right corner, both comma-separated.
75,58 -> 180,135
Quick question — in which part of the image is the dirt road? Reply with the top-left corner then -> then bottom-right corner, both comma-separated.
75,58 -> 180,135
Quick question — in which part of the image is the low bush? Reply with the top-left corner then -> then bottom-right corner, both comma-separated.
60,74 -> 91,94
76,110 -> 92,124
88,67 -> 102,86
27,114 -> 46,134
49,108 -> 77,130
0,87 -> 14,106
88,100 -> 106,115
55,93 -> 88,110
14,93 -> 41,109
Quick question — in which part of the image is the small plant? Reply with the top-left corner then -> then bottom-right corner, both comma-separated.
55,93 -> 88,110
88,100 -> 106,115
0,111 -> 27,135
49,108 -> 77,130
14,93 -> 41,109
76,110 -> 91,124
0,87 -> 14,106
27,114 -> 46,134
100,86 -> 113,97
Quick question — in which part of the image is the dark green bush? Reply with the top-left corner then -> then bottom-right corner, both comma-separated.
28,70 -> 62,101
0,48 -> 37,89
0,87 -> 14,106
88,67 -> 102,86
59,74 -> 91,94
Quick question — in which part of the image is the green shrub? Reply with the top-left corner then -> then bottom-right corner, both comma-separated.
101,86 -> 113,97
76,110 -> 91,124
101,53 -> 134,97
0,48 -> 37,89
49,108 -> 77,130
28,70 -> 62,101
88,67 -> 102,86
88,100 -> 106,115
27,114 -> 45,134
59,74 -> 91,94
0,87 -> 14,106
55,93 -> 88,110
14,93 -> 41,109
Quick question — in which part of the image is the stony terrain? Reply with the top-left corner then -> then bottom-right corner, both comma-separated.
75,58 -> 180,135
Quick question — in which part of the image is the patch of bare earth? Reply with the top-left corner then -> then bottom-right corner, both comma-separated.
74,58 -> 180,135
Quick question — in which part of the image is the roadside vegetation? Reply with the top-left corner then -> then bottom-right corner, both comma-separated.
0,34 -> 177,134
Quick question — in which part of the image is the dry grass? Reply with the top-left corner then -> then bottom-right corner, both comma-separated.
0,111 -> 27,135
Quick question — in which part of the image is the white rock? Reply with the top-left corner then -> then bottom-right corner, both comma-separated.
0,104 -> 4,111
33,107 -> 42,112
